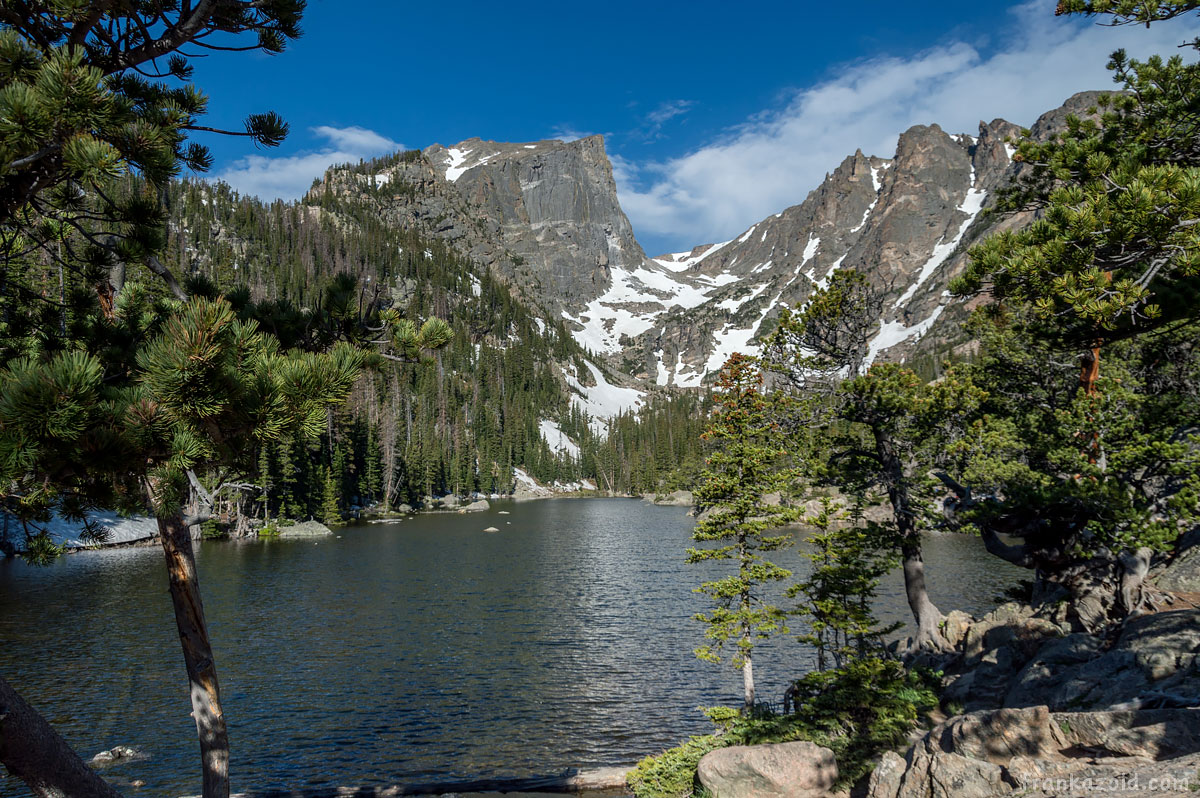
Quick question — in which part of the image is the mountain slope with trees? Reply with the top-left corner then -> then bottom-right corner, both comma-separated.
157,174 -> 711,517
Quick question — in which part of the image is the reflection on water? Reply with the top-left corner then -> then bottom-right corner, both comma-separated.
0,499 -> 1022,795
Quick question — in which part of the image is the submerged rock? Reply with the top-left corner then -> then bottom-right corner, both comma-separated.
90,745 -> 141,765
483,526 -> 500,533
697,740 -> 837,798
645,490 -> 693,506
275,521 -> 333,538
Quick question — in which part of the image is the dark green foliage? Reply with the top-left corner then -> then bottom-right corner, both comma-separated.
627,735 -> 722,798
0,288 -> 368,544
790,498 -> 900,671
943,307 -> 1200,557
1055,0 -> 1200,26
944,1 -> 1200,572
763,271 -> 983,646
0,3 -> 301,333
320,468 -> 342,526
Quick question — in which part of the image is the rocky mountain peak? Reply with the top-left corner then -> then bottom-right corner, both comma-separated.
312,91 -> 1110,394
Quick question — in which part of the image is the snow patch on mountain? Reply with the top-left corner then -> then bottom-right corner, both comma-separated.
802,235 -> 820,266
564,260 -> 741,355
654,348 -> 670,386
444,148 -> 473,181
652,240 -> 731,272
716,282 -> 770,312
702,290 -> 786,378
850,165 -> 886,234
539,419 -> 581,459
566,360 -> 645,432
815,253 -> 847,290
866,304 -> 947,366
443,147 -> 498,182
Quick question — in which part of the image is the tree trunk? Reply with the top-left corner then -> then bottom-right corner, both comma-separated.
0,673 -> 125,798
155,511 -> 230,798
901,540 -> 946,650
1119,547 -> 1154,615
742,646 -> 755,711
878,433 -> 946,650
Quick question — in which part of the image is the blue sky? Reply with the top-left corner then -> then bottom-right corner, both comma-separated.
191,0 -> 1200,255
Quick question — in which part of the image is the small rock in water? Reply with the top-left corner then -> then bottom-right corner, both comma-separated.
498,511 -> 510,515
91,745 -> 139,765
483,527 -> 500,533
130,780 -> 146,788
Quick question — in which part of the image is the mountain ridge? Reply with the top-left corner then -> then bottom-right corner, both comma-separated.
312,90 -> 1110,392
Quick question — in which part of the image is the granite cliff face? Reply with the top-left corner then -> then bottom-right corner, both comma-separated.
313,91 -> 1107,391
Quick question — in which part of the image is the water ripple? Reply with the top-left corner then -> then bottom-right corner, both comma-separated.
0,499 -> 1021,796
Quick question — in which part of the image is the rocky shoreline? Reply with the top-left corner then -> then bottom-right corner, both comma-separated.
691,540 -> 1200,798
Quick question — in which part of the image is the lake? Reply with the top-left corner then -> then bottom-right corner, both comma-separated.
0,498 -> 1023,796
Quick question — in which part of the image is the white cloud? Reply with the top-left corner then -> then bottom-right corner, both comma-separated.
639,99 -> 695,139
550,124 -> 595,142
311,125 -> 397,154
214,125 -> 400,201
618,1 -> 1200,254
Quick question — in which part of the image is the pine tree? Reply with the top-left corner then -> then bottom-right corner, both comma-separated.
789,498 -> 899,672
944,0 -> 1200,623
688,353 -> 796,711
320,467 -> 342,526
0,6 -> 308,795
762,271 -> 981,650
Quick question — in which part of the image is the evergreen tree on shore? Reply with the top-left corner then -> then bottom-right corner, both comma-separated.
689,354 -> 795,711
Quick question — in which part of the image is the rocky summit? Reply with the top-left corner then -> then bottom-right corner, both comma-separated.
314,91 -> 1108,394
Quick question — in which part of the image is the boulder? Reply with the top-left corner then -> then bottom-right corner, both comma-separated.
941,610 -> 974,648
1053,708 -> 1200,759
646,490 -> 693,506
483,527 -> 500,533
440,494 -> 461,509
868,750 -> 1007,798
931,706 -> 1066,763
1004,634 -> 1102,708
1155,544 -> 1200,593
276,521 -> 333,538
696,740 -> 837,798
460,499 -> 490,512
866,750 -> 907,798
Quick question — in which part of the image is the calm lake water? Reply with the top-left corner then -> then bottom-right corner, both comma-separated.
0,499 -> 1022,796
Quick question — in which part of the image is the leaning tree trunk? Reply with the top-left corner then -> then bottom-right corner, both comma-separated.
878,434 -> 946,650
156,511 -> 230,798
900,539 -> 946,650
0,673 -> 125,798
